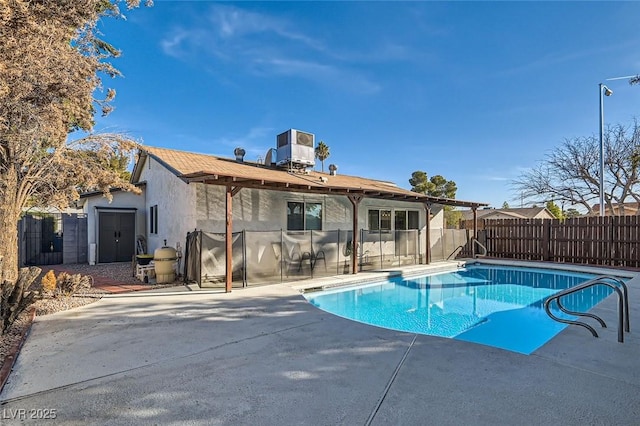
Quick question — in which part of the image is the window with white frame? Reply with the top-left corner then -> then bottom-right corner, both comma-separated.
287,201 -> 322,231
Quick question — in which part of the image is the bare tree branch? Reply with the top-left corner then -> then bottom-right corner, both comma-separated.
512,121 -> 640,215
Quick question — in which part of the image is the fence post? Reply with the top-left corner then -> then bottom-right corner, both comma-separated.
379,229 -> 383,268
608,216 -> 615,266
337,229 -> 341,275
197,230 -> 202,288
310,230 -> 314,277
242,230 -> 247,287
542,219 -> 551,261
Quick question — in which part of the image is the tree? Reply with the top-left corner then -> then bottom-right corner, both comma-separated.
409,171 -> 431,193
502,201 -> 510,209
0,1 -> 149,330
545,201 -> 563,219
512,121 -> 640,216
409,171 -> 458,227
564,208 -> 581,218
315,141 -> 330,172
409,171 -> 457,198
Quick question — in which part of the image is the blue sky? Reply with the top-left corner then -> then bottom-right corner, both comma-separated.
93,1 -> 640,208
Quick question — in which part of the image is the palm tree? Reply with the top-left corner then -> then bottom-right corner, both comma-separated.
315,141 -> 330,172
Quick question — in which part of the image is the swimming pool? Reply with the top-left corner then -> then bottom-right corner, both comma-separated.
304,264 -> 615,354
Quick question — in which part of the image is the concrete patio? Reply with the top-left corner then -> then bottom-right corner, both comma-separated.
1,262 -> 638,425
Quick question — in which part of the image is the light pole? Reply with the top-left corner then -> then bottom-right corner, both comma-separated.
599,83 -> 613,217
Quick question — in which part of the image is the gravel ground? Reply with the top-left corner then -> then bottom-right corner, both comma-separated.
1,262 -> 180,383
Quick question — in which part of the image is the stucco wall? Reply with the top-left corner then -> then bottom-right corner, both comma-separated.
138,156 -> 197,254
135,154 -> 446,255
194,184 -> 444,233
83,190 -> 146,262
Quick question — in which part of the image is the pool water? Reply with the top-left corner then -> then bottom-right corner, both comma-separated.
304,265 -> 614,354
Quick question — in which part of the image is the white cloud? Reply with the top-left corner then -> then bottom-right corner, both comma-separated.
158,4 -> 388,94
210,126 -> 276,158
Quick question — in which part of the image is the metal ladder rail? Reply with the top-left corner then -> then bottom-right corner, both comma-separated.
544,276 -> 630,343
558,276 -> 630,334
446,245 -> 464,260
472,237 -> 487,258
446,238 -> 488,260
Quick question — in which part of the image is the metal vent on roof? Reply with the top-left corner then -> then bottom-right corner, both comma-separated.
234,147 -> 246,162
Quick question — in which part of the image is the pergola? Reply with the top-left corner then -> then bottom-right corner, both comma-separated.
179,169 -> 488,292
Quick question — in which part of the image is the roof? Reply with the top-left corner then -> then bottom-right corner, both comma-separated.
131,146 -> 488,208
79,182 -> 146,199
591,202 -> 640,216
461,206 -> 553,221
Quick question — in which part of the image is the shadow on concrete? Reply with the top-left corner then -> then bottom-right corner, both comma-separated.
0,281 -> 638,425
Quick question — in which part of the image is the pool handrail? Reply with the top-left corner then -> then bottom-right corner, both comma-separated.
472,237 -> 487,258
446,238 -> 488,260
543,275 -> 630,343
446,245 -> 464,260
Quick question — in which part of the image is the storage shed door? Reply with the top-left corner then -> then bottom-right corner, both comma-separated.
98,212 -> 135,263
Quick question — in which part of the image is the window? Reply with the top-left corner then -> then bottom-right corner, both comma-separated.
368,210 -> 380,231
368,209 -> 391,231
369,209 -> 419,231
287,201 -> 322,231
150,205 -> 158,234
395,210 -> 407,230
408,210 -> 419,229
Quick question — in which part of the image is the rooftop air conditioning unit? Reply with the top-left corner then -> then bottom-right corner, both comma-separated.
276,129 -> 315,168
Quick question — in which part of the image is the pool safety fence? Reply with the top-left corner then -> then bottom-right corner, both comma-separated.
183,228 -> 472,288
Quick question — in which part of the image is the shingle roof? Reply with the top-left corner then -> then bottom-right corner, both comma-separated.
132,146 -> 487,208
461,206 -> 552,220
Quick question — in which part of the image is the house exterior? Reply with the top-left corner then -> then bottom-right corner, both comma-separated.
129,146 -> 450,255
78,188 -> 146,264
75,138 -> 486,287
591,203 -> 640,216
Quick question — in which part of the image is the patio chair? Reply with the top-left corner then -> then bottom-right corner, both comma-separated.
272,242 -> 302,277
297,248 -> 326,273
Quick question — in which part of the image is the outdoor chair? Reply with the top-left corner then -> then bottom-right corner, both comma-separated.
298,249 -> 326,273
272,242 -> 303,277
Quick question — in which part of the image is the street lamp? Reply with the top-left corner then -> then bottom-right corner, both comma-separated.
599,83 -> 613,217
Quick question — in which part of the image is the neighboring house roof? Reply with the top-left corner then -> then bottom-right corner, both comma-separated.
461,207 -> 554,221
132,146 -> 488,208
591,203 -> 640,216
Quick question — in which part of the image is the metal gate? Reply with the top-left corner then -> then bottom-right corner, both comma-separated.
18,213 -> 88,266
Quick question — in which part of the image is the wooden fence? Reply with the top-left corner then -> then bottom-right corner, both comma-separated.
480,216 -> 640,268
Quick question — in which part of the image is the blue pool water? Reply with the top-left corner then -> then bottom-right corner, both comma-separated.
304,265 -> 615,354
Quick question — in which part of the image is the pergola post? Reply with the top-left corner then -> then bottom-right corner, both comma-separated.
225,186 -> 241,293
424,202 -> 431,265
472,207 -> 478,258
347,194 -> 363,274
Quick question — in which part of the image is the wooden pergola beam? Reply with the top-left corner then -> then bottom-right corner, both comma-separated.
181,174 -> 486,209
